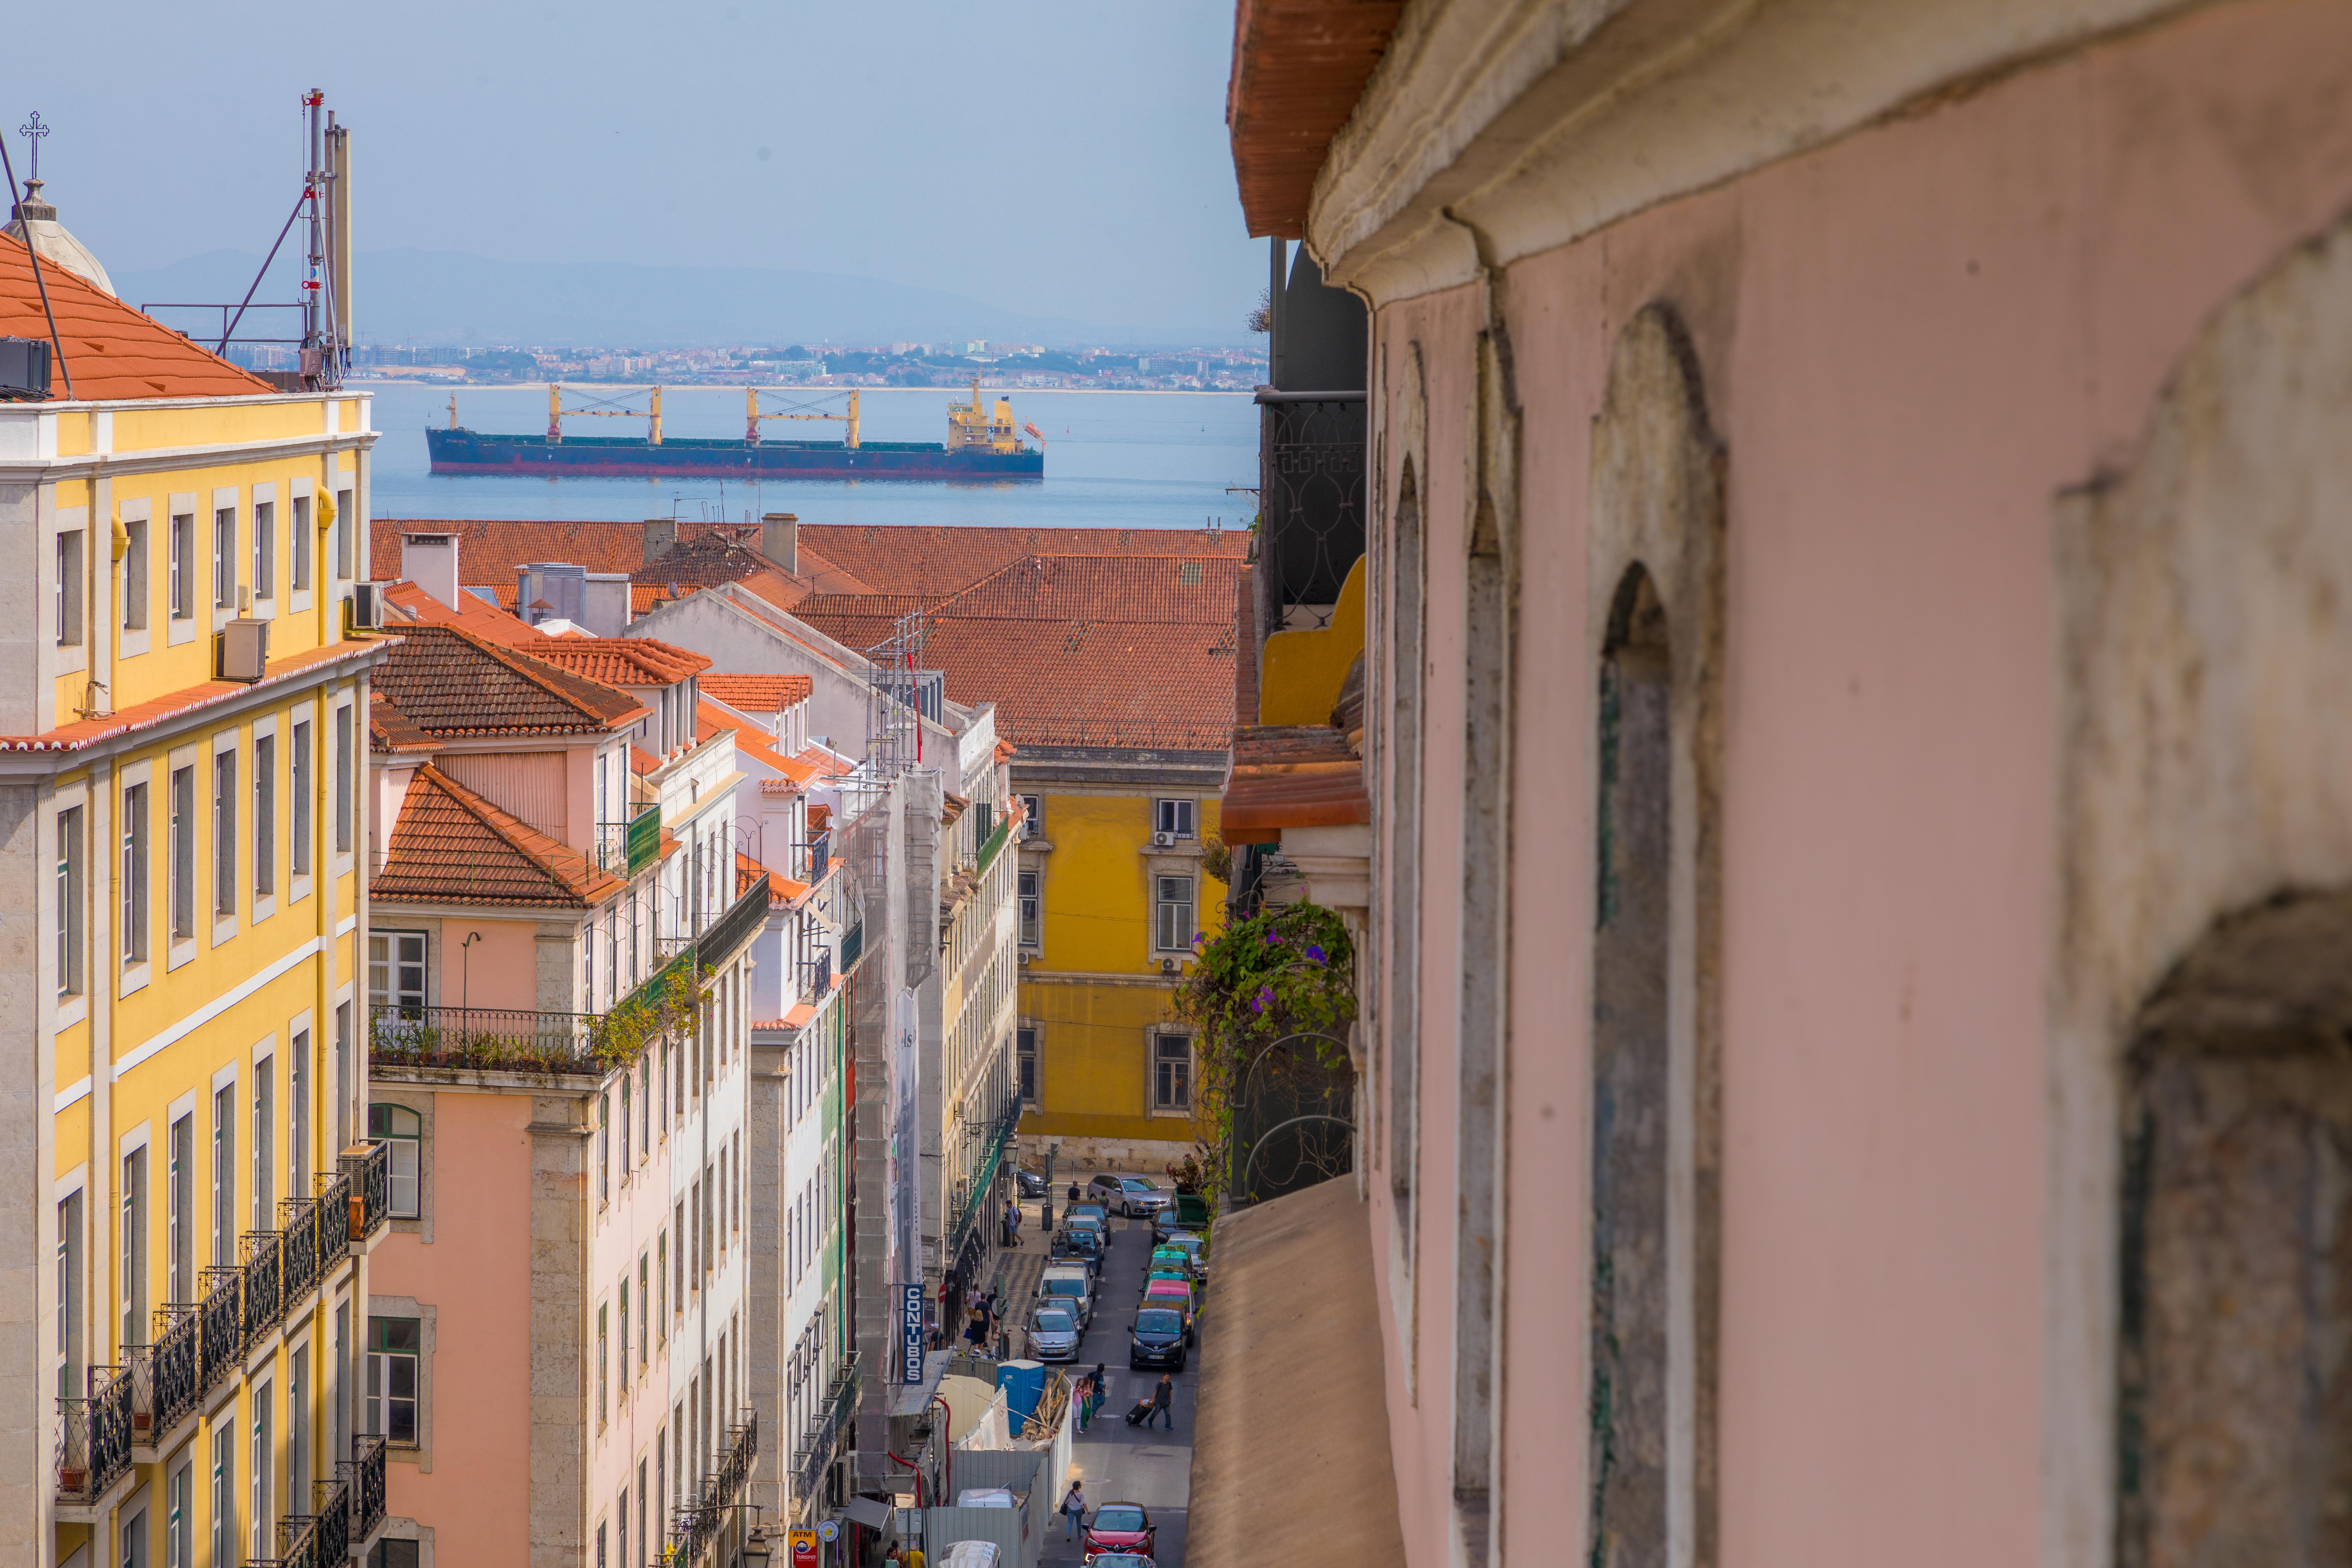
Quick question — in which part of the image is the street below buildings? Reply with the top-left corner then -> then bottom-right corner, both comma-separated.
1018,1191 -> 1196,1568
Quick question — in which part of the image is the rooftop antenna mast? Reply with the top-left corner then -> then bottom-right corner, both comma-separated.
301,88 -> 348,391
864,608 -> 928,778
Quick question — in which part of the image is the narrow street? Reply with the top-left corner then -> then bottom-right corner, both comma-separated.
1025,1195 -> 1196,1568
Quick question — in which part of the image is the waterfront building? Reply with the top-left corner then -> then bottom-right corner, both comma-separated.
1,233 -> 394,1568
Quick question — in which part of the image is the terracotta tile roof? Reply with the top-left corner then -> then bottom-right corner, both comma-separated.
700,673 -> 813,711
1,233 -> 274,401
373,764 -> 625,908
697,699 -> 811,785
368,692 -> 439,754
382,579 -> 544,648
1219,724 -> 1369,843
521,636 -> 711,688
935,553 -> 1241,623
994,738 -> 1017,764
366,519 -> 866,601
795,524 -> 1250,598
0,638 -> 391,752
372,623 -> 648,737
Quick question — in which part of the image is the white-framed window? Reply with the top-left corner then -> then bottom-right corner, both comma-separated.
1017,869 -> 1040,948
210,1420 -> 235,1568
1154,798 -> 1196,839
1017,1026 -> 1038,1106
1153,1032 -> 1192,1113
169,512 -> 194,622
55,527 -> 84,647
334,703 -> 354,855
212,748 -> 237,919
213,506 -> 236,610
334,489 -> 354,581
1154,874 -> 1194,952
121,782 -> 149,962
366,1316 -> 420,1444
248,1380 -> 271,1559
290,719 -> 312,879
252,732 -> 275,900
368,1105 -> 421,1219
369,931 -> 427,1015
56,804 -> 85,996
290,495 -> 311,594
1017,794 -> 1040,840
122,514 -> 149,631
251,500 -> 275,603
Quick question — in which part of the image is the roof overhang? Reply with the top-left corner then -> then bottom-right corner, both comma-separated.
1226,0 -> 1404,238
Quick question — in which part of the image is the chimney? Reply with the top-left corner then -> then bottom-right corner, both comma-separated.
401,531 -> 460,609
643,518 -> 678,564
762,512 -> 799,574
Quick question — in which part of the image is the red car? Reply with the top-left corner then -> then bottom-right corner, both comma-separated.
1083,1502 -> 1156,1560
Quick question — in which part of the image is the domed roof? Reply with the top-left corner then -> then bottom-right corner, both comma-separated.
5,180 -> 113,298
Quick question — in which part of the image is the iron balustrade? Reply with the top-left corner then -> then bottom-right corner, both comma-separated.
1257,391 -> 1367,631
839,920 -> 864,974
669,1410 -> 758,1565
55,1363 -> 134,1505
348,1435 -> 387,1541
791,1355 -> 860,1505
343,1140 -> 391,1245
309,1470 -> 352,1563
196,1267 -> 246,1396
369,1004 -> 601,1075
698,880 -> 768,971
945,1098 -> 1024,1263
799,946 -> 832,1001
595,805 -> 663,877
241,1231 -> 286,1340
144,1306 -> 200,1441
791,831 -> 831,884
313,1167 -> 352,1259
278,1195 -> 323,1305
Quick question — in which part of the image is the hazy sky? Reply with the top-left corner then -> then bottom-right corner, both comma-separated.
8,1 -> 1265,337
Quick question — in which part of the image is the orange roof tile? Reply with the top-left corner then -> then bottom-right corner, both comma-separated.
1219,725 -> 1369,843
0,233 -> 274,401
365,519 -> 867,603
373,764 -> 626,908
372,623 -> 648,737
700,673 -> 813,712
368,691 -> 439,754
697,699 -> 811,785
796,524 -> 1249,598
382,579 -> 544,648
0,638 -> 391,752
525,636 -> 711,688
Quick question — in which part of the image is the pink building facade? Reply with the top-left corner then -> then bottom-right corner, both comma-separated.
1201,2 -> 2352,1566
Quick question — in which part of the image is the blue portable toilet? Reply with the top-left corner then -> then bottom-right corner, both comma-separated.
996,1359 -> 1045,1436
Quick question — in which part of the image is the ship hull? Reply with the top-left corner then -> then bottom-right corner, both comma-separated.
424,428 -> 1043,481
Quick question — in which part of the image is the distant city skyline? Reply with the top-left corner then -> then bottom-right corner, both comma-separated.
10,2 -> 1265,341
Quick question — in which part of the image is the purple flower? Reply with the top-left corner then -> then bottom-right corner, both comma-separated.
1306,944 -> 1326,963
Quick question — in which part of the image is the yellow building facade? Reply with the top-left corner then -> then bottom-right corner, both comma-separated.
1012,754 -> 1228,1171
2,380 -> 393,1567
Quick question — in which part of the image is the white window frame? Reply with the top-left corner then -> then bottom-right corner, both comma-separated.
210,488 -> 239,629
1152,1031 -> 1194,1115
119,496 -> 152,658
166,493 -> 200,648
249,481 -> 277,618
210,729 -> 240,947
1154,798 -> 1196,840
288,475 -> 315,612
165,744 -> 199,972
1153,873 -> 1195,953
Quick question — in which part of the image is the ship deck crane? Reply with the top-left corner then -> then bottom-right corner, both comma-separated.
547,382 -> 667,444
746,388 -> 860,449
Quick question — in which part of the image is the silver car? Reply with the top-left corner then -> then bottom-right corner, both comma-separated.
1028,1306 -> 1081,1362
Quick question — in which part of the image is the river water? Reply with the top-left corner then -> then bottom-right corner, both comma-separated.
359,382 -> 1261,532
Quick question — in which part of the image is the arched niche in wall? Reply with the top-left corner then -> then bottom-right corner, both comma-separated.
1586,302 -> 1726,1568
2051,211 -> 2352,1564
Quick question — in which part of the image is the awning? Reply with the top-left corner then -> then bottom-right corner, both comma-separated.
1219,724 -> 1370,845
889,1349 -> 954,1418
835,1496 -> 894,1530
1188,1177 -> 1407,1566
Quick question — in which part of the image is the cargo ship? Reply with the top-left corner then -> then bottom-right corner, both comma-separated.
424,379 -> 1044,481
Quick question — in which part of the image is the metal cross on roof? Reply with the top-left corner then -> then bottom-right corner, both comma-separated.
16,111 -> 48,182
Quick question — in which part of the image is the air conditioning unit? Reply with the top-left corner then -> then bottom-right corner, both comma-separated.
1017,952 -> 1033,966
216,618 -> 269,683
346,582 -> 385,632
1152,831 -> 1175,848
1160,957 -> 1181,975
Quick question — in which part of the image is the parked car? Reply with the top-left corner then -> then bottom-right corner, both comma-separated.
1142,1278 -> 1196,1344
1016,1166 -> 1048,1198
1084,1556 -> 1153,1568
1146,1246 -> 1195,1282
1028,1306 -> 1081,1362
1089,1174 -> 1170,1218
1084,1503 -> 1157,1560
1040,1268 -> 1095,1327
1161,1232 -> 1208,1280
1068,1201 -> 1110,1227
1052,1224 -> 1105,1266
1153,1193 -> 1211,1242
1129,1306 -> 1187,1371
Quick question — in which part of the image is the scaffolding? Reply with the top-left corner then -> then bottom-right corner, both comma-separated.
863,608 -> 930,779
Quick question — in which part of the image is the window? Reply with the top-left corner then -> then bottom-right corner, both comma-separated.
213,749 -> 237,919
658,1230 -> 669,1337
169,513 -> 193,621
617,1280 -> 629,1396
121,1147 -> 147,1352
57,1190 -> 82,1399
334,490 -> 353,581
1155,798 -> 1196,839
290,496 -> 311,593
56,805 -> 84,996
598,1093 -> 610,1206
290,720 -> 312,878
169,766 -> 195,940
334,705 -> 352,854
1018,869 -> 1040,948
369,931 -> 427,1015
368,1105 -> 421,1219
1017,1027 -> 1038,1106
290,1031 -> 309,1199
166,1456 -> 190,1568
287,1346 -> 308,1534
365,1316 -> 420,1444
1153,1033 -> 1191,1112
167,1114 -> 193,1302
214,506 -> 236,610
1018,794 -> 1040,840
597,1302 -> 609,1428
620,1077 -> 631,1172
211,1085 -> 235,1264
335,1003 -> 353,1152
55,527 -> 84,646
251,1059 -> 273,1232
252,501 -> 275,602
211,1421 -> 235,1568
123,517 -> 149,631
1154,874 -> 1194,952
250,1382 -> 271,1558
121,782 -> 149,962
252,733 -> 275,899
638,1254 -> 650,1367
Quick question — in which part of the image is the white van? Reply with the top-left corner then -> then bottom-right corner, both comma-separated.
1039,1265 -> 1096,1328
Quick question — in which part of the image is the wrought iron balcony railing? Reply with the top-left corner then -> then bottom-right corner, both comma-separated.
343,1141 -> 391,1246
369,1004 -> 602,1075
698,879 -> 768,971
196,1266 -> 246,1397
945,1097 -> 1025,1264
1258,391 -> 1367,631
798,946 -> 832,1002
670,1410 -> 758,1566
309,1469 -> 352,1563
594,804 -> 663,877
241,1231 -> 285,1341
348,1434 -> 387,1543
792,1354 -> 860,1506
55,1363 -> 134,1505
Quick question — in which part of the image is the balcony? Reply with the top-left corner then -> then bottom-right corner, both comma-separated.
671,1410 -> 758,1566
195,1265 -> 245,1398
945,1097 -> 1024,1281
799,945 -> 833,1002
55,1363 -> 134,1518
369,1004 -> 603,1076
349,1435 -> 387,1549
594,803 -> 663,878
792,1354 -> 860,1507
1257,391 -> 1367,631
696,878 -> 769,972
839,920 -> 864,974
240,1438 -> 377,1568
133,1305 -> 200,1460
241,1231 -> 286,1344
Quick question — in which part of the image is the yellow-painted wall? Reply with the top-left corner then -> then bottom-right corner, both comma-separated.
1016,784 -> 1226,1148
1258,554 -> 1366,726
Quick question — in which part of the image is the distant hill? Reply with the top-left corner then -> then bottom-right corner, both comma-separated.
111,247 -> 1232,349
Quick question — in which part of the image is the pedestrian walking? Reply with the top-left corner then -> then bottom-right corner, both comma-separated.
1060,1481 -> 1087,1541
1147,1371 -> 1175,1430
1088,1363 -> 1107,1426
1068,1179 -> 1082,1205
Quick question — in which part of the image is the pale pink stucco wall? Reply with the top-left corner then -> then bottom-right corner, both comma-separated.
374,1090 -> 536,1568
435,919 -> 544,1014
1360,2 -> 2352,1564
